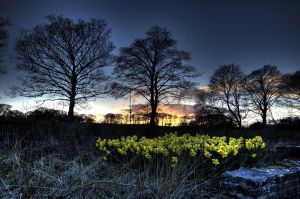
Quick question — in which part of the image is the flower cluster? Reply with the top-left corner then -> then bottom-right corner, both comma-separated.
245,136 -> 265,150
96,133 -> 265,166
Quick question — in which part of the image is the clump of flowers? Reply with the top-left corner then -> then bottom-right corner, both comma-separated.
96,133 -> 266,166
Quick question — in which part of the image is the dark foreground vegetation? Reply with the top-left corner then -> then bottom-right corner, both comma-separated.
1,119 -> 300,141
0,116 -> 299,198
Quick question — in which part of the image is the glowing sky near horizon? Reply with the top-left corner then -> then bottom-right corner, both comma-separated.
0,0 -> 299,120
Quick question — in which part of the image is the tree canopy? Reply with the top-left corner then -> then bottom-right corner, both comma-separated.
209,64 -> 248,127
11,15 -> 114,118
112,26 -> 198,126
244,65 -> 283,126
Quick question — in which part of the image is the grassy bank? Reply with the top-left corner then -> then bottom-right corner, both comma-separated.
0,121 -> 299,198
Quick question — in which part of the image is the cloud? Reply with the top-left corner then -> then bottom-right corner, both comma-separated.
122,103 -> 195,117
159,104 -> 194,116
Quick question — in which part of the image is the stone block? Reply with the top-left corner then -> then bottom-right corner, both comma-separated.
220,160 -> 300,199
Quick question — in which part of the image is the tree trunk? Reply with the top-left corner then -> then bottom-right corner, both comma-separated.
68,69 -> 77,120
150,103 -> 157,126
262,109 -> 267,127
261,95 -> 268,127
237,119 -> 242,128
68,94 -> 75,119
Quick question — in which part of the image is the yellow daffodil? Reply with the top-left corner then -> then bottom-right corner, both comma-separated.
96,133 -> 265,167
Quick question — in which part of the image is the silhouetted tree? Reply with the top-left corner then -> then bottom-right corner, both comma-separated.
5,110 -> 25,120
194,89 -> 216,115
27,107 -> 66,121
112,26 -> 197,126
11,15 -> 114,119
103,113 -> 123,124
209,64 -> 248,127
194,89 -> 233,127
157,112 -> 173,126
0,16 -> 9,75
180,115 -> 194,126
84,114 -> 96,123
0,103 -> 26,121
278,117 -> 300,126
73,113 -> 95,123
244,65 -> 283,126
0,104 -> 12,116
115,114 -> 123,124
282,70 -> 300,111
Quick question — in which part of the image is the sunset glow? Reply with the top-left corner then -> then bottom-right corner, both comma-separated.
0,1 -> 299,198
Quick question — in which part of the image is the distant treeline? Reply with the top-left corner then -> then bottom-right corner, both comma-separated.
0,104 -> 194,126
0,15 -> 299,128
1,104 -> 300,131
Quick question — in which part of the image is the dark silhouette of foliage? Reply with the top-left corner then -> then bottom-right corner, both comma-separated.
278,117 -> 300,125
282,70 -> 300,111
0,104 -> 25,121
209,64 -> 248,128
0,103 -> 11,115
193,89 -> 234,127
244,65 -> 283,126
103,113 -> 116,124
112,26 -> 197,126
0,15 -> 10,75
248,122 -> 264,129
27,107 -> 65,121
156,112 -> 174,126
26,107 -> 94,123
103,113 -> 123,124
11,15 -> 114,119
179,115 -> 195,126
5,110 -> 25,120
77,114 -> 96,123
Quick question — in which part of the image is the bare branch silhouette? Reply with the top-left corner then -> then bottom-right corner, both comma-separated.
244,65 -> 283,126
10,15 -> 114,118
112,26 -> 198,126
0,15 -> 10,75
281,70 -> 300,111
209,64 -> 248,128
194,88 -> 234,127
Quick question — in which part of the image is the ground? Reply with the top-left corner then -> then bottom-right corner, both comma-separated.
0,121 -> 299,198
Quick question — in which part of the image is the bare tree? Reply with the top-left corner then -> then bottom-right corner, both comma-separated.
0,16 -> 10,75
209,64 -> 248,128
244,65 -> 283,126
112,26 -> 197,126
11,15 -> 114,118
194,88 -> 233,127
282,71 -> 300,111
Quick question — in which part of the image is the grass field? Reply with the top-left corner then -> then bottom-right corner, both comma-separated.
0,121 -> 299,198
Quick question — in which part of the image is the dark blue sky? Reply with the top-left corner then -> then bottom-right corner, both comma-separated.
0,0 -> 300,113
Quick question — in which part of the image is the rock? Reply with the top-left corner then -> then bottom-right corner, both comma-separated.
220,160 -> 300,199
